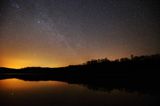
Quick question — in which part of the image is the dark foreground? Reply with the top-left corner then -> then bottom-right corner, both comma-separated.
0,54 -> 160,105
0,74 -> 159,106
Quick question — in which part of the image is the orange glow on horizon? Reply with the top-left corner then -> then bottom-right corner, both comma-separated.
0,49 -> 127,69
0,54 -> 127,69
0,57 -> 61,69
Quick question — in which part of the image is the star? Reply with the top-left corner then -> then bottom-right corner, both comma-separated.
37,20 -> 41,24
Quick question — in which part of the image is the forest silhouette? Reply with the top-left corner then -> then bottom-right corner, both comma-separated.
0,54 -> 159,93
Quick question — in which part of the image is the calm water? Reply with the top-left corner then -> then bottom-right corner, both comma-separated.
0,78 -> 158,106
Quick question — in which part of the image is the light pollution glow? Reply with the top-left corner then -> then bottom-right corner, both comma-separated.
0,0 -> 159,68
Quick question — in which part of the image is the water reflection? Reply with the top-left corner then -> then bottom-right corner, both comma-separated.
0,78 -> 66,90
0,78 -> 158,106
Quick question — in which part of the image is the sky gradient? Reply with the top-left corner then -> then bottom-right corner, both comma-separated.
0,0 -> 160,68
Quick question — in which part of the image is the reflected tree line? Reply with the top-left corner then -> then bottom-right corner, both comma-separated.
0,54 -> 160,93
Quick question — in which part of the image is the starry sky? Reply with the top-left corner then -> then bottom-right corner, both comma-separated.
0,0 -> 160,68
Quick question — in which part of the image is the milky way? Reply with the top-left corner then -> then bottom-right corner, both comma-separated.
0,0 -> 160,68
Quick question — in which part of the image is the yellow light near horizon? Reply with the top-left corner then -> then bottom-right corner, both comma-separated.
1,57 -> 60,69
3,58 -> 31,69
0,51 -> 127,69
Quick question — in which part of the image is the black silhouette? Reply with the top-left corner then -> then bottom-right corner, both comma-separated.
0,54 -> 160,93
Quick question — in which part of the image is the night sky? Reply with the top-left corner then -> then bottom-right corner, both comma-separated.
0,0 -> 160,68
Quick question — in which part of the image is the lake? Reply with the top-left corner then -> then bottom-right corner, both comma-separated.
0,78 -> 158,106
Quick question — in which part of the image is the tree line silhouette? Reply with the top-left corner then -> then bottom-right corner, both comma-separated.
0,54 -> 160,74
0,54 -> 159,79
0,54 -> 160,93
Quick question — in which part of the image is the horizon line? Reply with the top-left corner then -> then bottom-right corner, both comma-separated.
1,53 -> 159,70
